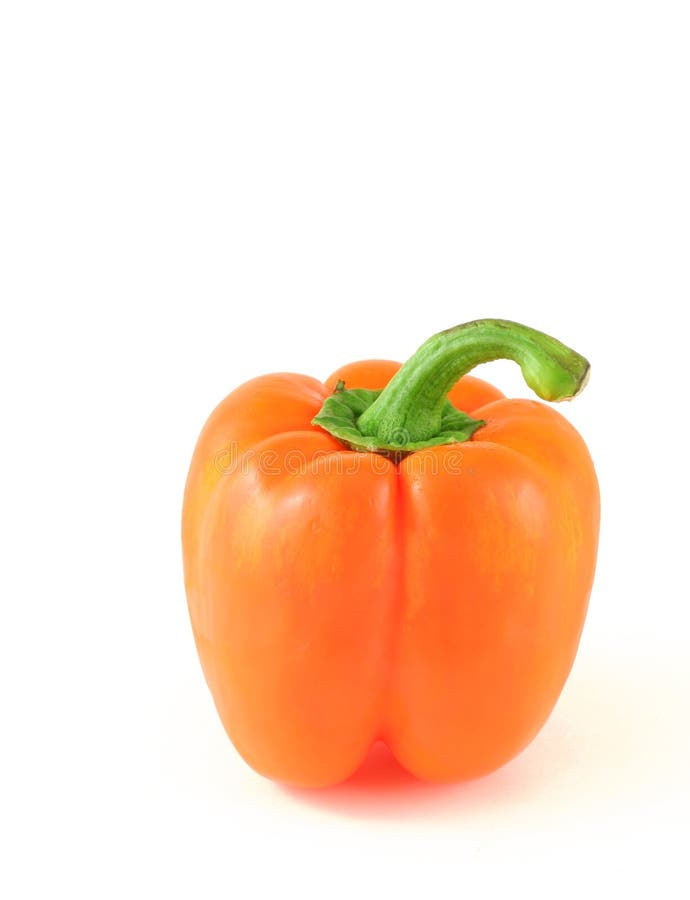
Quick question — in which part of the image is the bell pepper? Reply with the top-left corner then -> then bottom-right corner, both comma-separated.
182,319 -> 599,787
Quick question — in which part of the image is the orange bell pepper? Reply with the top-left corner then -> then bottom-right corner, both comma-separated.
182,319 -> 599,787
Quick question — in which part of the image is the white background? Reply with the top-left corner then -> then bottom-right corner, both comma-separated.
2,2 -> 689,897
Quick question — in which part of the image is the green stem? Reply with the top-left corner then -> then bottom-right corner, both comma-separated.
357,319 -> 590,445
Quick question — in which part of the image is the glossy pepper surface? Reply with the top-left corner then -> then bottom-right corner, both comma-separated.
182,319 -> 600,787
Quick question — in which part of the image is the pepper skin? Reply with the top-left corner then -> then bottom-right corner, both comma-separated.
182,321 -> 599,787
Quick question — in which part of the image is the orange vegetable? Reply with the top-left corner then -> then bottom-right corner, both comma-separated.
182,319 -> 599,787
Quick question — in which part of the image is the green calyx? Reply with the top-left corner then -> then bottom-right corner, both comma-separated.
312,318 -> 591,456
312,382 -> 484,455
